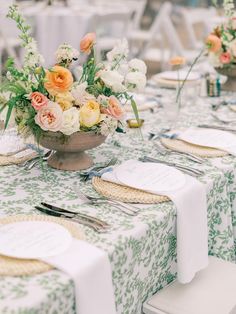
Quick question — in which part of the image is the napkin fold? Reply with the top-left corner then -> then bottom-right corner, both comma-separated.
102,160 -> 208,283
42,239 -> 116,314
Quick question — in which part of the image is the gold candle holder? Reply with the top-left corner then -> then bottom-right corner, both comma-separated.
126,119 -> 144,128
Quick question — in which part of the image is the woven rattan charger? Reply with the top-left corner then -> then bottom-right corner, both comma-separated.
160,137 -> 228,158
0,215 -> 84,276
92,177 -> 169,204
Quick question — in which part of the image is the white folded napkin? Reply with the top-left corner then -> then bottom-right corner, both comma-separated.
102,160 -> 208,283
178,128 -> 236,156
42,239 -> 116,314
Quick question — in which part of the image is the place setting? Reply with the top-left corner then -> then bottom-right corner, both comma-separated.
2,1 -> 236,314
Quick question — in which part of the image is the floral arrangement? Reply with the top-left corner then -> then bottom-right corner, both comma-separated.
206,0 -> 236,68
1,5 -> 146,140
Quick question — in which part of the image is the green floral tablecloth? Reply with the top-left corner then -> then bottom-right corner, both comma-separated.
0,89 -> 236,314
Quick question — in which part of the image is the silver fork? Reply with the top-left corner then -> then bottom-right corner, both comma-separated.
140,156 -> 205,177
73,184 -> 139,216
24,151 -> 53,170
211,113 -> 236,125
79,157 -> 118,181
154,142 -> 205,164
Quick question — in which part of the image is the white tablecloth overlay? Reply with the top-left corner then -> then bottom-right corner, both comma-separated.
42,239 -> 116,314
102,160 -> 208,283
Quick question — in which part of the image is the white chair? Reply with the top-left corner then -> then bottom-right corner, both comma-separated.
128,2 -> 172,64
125,0 -> 147,30
178,6 -> 218,50
140,2 -> 204,68
143,256 -> 236,314
91,11 -> 132,61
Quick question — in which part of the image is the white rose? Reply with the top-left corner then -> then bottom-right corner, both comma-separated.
129,58 -> 147,74
60,107 -> 80,135
99,70 -> 126,93
229,39 -> 236,57
106,38 -> 129,63
71,82 -> 95,106
125,72 -> 146,92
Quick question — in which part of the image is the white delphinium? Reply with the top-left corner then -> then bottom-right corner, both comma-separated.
60,107 -> 80,135
100,115 -> 118,136
223,0 -> 235,16
107,39 -> 129,64
55,43 -> 79,65
24,39 -> 44,68
99,70 -> 126,93
71,82 -> 95,106
128,58 -> 147,74
125,71 -> 146,92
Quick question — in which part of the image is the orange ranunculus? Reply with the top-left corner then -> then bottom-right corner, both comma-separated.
44,65 -> 73,96
80,33 -> 96,54
206,34 -> 222,53
169,56 -> 186,66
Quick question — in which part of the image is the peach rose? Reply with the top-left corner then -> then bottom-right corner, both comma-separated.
169,56 -> 186,66
35,101 -> 63,132
44,66 -> 73,96
206,34 -> 222,53
80,33 -> 96,54
220,51 -> 231,64
101,96 -> 124,120
30,92 -> 48,111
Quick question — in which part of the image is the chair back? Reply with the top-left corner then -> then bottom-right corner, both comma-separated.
91,11 -> 131,39
179,7 -> 217,49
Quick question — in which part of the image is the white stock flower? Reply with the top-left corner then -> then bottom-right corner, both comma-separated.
231,15 -> 236,29
99,70 -> 126,93
208,52 -> 222,68
55,44 -> 79,64
60,107 -> 80,135
106,39 -> 129,63
117,62 -> 129,76
74,65 -> 83,81
24,39 -> 44,68
97,95 -> 109,107
71,82 -> 95,106
125,72 -> 146,92
229,39 -> 236,57
129,58 -> 147,74
100,115 -> 118,136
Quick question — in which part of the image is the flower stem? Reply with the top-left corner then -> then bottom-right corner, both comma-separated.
176,49 -> 205,104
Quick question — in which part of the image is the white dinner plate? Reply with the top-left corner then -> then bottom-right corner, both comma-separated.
0,221 -> 72,259
113,160 -> 186,194
158,71 -> 201,81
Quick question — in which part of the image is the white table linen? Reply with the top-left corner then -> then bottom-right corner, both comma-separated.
102,160 -> 208,283
42,239 -> 116,314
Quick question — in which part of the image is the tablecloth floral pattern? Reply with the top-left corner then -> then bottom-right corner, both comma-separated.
0,88 -> 236,314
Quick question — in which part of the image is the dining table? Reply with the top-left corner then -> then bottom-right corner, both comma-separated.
22,1 -> 130,66
0,84 -> 236,314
